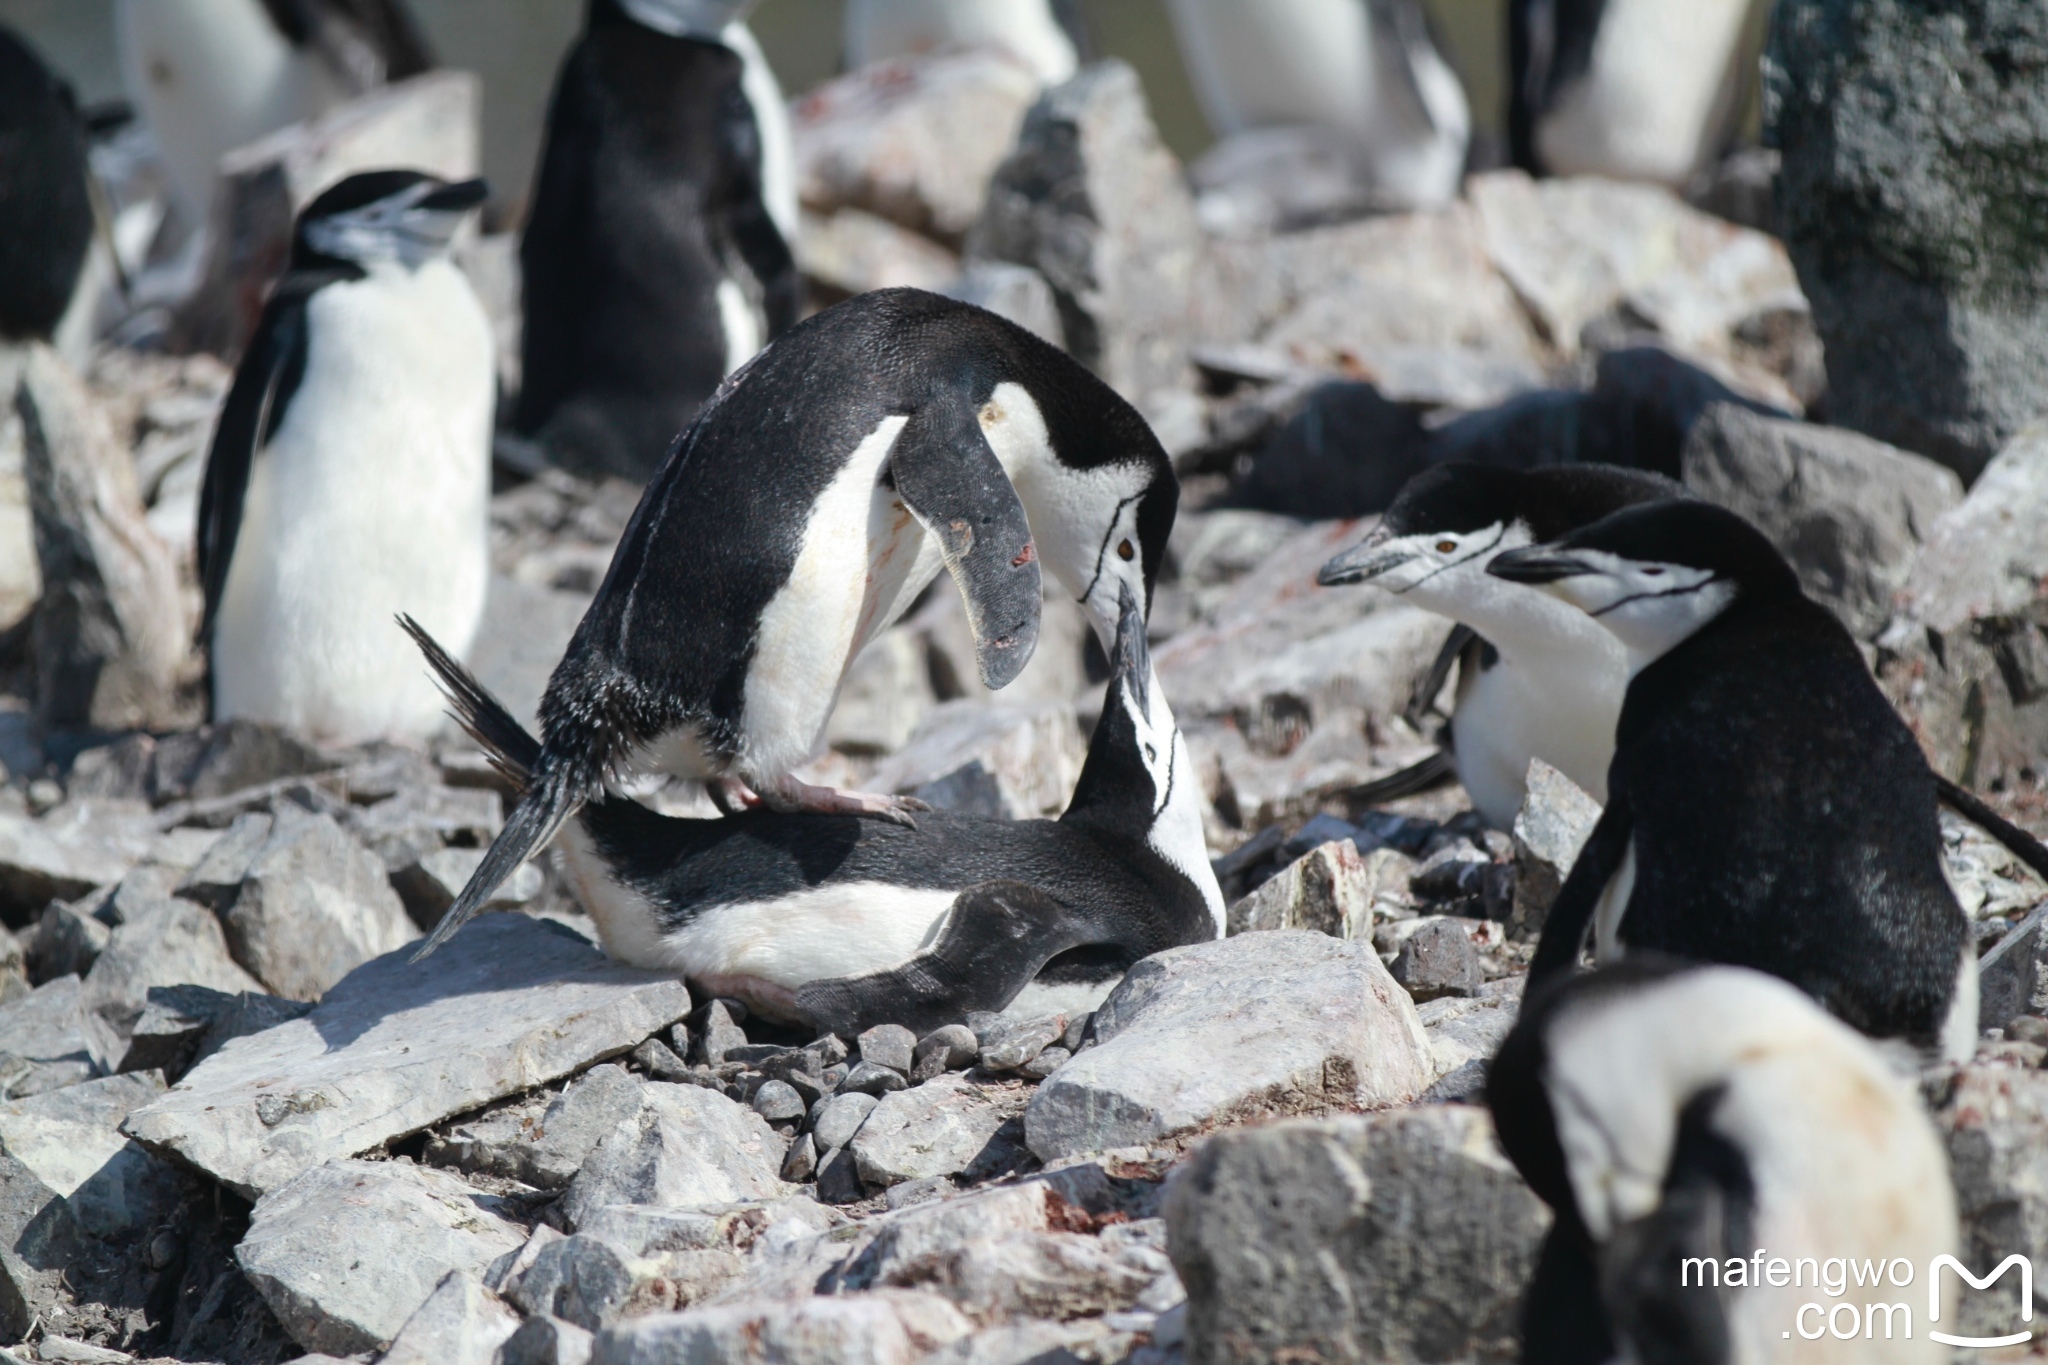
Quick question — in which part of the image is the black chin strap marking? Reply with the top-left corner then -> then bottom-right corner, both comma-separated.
1589,578 -> 1719,618
1079,494 -> 1142,606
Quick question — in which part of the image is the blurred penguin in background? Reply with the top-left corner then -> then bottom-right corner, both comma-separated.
843,0 -> 1082,85
115,0 -> 434,232
1165,0 -> 1471,221
515,0 -> 799,484
0,27 -> 96,352
1509,0 -> 1768,187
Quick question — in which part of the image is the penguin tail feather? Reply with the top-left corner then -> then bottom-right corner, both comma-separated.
397,613 -> 583,962
1934,775 -> 2048,885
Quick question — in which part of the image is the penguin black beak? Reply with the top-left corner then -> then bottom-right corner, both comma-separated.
1318,525 -> 1409,586
1489,544 -> 1595,585
419,177 -> 490,212
1111,581 -> 1151,715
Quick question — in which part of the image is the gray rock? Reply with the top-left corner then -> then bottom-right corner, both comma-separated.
0,929 -> 25,1006
122,915 -> 692,1197
1510,759 -> 1602,939
498,1314 -> 595,1365
503,1232 -> 742,1330
0,974 -> 104,1097
429,1063 -> 646,1191
0,806 -> 145,924
1390,920 -> 1484,1003
590,1292 -> 972,1365
28,898 -> 110,982
1416,991 -> 1521,1080
781,1131 -> 818,1182
815,1145 -> 866,1205
189,989 -> 314,1068
867,701 -> 1086,820
1166,1105 -> 1551,1365
390,845 -> 542,931
841,1059 -> 911,1096
219,802 -> 418,1000
150,720 -> 335,806
970,61 -> 1201,407
1979,904 -> 2048,1032
941,262 -> 1062,347
1226,838 -> 1379,940
626,1036 -> 691,1082
378,1270 -> 520,1365
850,1074 -> 1017,1188
1025,932 -> 1434,1161
860,1222 -> 1166,1326
811,1090 -> 880,1152
1682,402 -> 1962,637
29,1339 -> 133,1364
237,1158 -> 526,1357
691,1000 -> 749,1066
1768,0 -> 2048,478
175,810 -> 272,910
752,1078 -> 806,1126
82,891 -> 264,1044
116,983 -> 231,1077
345,784 -> 503,877
557,1082 -> 789,1229
0,1071 -> 186,1240
1021,1046 -> 1070,1080
977,1013 -> 1066,1073
796,206 -> 960,299
828,1166 -> 1127,1294
1931,1062 -> 2048,1341
912,1025 -> 979,1082
858,1023 -> 917,1075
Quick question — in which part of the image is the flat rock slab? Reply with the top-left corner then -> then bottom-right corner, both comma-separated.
557,1081 -> 790,1229
1025,932 -> 1434,1161
591,1291 -> 971,1365
238,1159 -> 527,1357
850,1073 -> 1017,1188
122,914 -> 692,1196
0,1071 -> 185,1238
0,974 -> 107,1097
379,1270 -> 521,1365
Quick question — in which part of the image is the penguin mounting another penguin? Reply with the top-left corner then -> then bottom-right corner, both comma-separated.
515,0 -> 799,484
1317,462 -> 1687,829
1163,0 -> 1471,212
1488,958 -> 1957,1365
842,0 -> 1084,86
415,287 -> 1183,964
1508,0 -> 1768,188
0,27 -> 96,349
1486,498 -> 2028,1064
402,581 -> 1220,1035
198,169 -> 494,747
115,0 -> 434,232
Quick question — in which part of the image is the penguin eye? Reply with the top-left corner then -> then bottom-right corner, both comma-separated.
1435,540 -> 1457,553
1144,743 -> 1157,763
1117,539 -> 1135,562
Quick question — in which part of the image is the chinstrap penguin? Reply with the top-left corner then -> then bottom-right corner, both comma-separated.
516,0 -> 799,483
1488,958 -> 1957,1365
116,0 -> 433,230
198,170 -> 493,746
1489,499 -> 1978,1063
843,0 -> 1082,85
1318,462 -> 1685,828
1164,0 -> 1471,212
1509,0 -> 1768,187
402,583 -> 1221,1034
418,288 -> 1182,962
0,27 -> 96,347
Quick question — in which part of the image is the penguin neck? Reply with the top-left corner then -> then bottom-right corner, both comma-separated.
1411,570 -> 1617,671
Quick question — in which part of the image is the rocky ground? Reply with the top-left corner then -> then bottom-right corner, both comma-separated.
5,9 -> 2048,1364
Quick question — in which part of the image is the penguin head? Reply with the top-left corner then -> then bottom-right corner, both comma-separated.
1486,500 -> 1794,671
605,0 -> 761,39
294,171 -> 488,272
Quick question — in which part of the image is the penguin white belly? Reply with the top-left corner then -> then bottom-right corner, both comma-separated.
720,21 -> 799,244
211,260 -> 493,745
1535,0 -> 1764,186
1452,648 -> 1623,829
845,0 -> 1078,84
1592,840 -> 1637,963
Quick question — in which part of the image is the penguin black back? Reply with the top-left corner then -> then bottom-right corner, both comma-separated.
0,27 -> 94,342
517,0 -> 797,482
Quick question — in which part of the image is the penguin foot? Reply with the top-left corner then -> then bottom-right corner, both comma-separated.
763,774 -> 929,827
707,776 -> 763,816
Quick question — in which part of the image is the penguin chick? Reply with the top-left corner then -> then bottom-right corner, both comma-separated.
0,27 -> 95,345
1509,0 -> 1767,187
418,287 -> 1180,962
843,0 -> 1082,85
1489,499 -> 1976,1063
1319,462 -> 1685,827
199,170 -> 493,746
1163,0 -> 1471,210
115,0 -> 433,230
1488,958 -> 1957,1365
401,583 -> 1220,1034
515,0 -> 799,483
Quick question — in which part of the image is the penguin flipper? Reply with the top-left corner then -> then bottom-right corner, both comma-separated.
1343,749 -> 1458,807
793,880 -> 1083,1038
1405,624 -> 1477,729
1528,799 -> 1633,985
712,77 -> 798,337
399,614 -> 540,782
1934,775 -> 2048,885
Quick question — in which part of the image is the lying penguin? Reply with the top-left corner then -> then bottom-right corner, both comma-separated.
1489,958 -> 1956,1365
516,0 -> 799,482
402,583 -> 1221,1034
1318,462 -> 1685,827
198,170 -> 493,745
418,287 -> 1182,961
1490,499 -> 1983,1061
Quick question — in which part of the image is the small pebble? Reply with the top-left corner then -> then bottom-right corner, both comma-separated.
668,1021 -> 691,1056
821,1061 -> 850,1090
752,1078 -> 806,1125
806,1034 -> 850,1067
693,1000 -> 750,1065
1059,1012 -> 1091,1053
857,1023 -> 917,1074
1391,919 -> 1484,1002
839,1059 -> 908,1096
781,1132 -> 818,1182
816,1146 -> 865,1204
912,1023 -> 979,1083
147,1230 -> 181,1269
884,1175 -> 954,1210
1021,1045 -> 1071,1080
26,778 -> 61,814
629,1036 -> 693,1081
979,1012 -> 1068,1071
811,1091 -> 879,1150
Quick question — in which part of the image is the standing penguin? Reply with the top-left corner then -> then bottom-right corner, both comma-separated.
0,27 -> 95,346
1488,499 -> 1977,1062
418,287 -> 1182,960
115,0 -> 433,230
403,582 -> 1220,1032
198,170 -> 493,746
1163,0 -> 1470,210
843,0 -> 1081,85
516,0 -> 799,483
1488,958 -> 1957,1365
1508,0 -> 1767,186
1318,463 -> 1685,828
